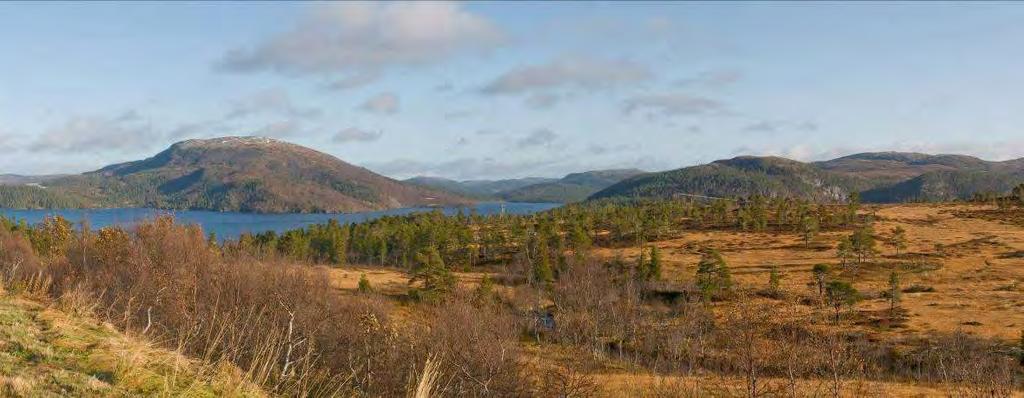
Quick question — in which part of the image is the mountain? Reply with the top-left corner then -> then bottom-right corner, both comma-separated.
590,153 -> 1024,203
591,157 -> 859,202
0,174 -> 66,185
499,169 -> 647,203
0,136 -> 470,213
404,176 -> 556,199
860,169 -> 1024,202
406,169 -> 645,203
814,152 -> 994,186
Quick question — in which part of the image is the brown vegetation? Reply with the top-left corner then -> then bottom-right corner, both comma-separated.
2,201 -> 1024,396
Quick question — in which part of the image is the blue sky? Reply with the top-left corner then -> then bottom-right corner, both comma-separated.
2,2 -> 1024,179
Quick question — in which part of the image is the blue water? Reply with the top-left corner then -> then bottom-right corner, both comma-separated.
0,202 -> 560,241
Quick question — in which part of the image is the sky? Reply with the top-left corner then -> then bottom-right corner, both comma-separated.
1,1 -> 1024,180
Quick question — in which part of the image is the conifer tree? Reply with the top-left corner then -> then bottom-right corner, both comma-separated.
889,226 -> 907,256
532,238 -> 554,286
812,263 -> 830,298
696,249 -> 731,302
825,281 -> 859,324
887,271 -> 901,317
648,245 -> 662,281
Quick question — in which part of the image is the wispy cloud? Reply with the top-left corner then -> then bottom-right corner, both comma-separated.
482,56 -> 651,95
517,128 -> 558,149
675,69 -> 743,88
218,2 -> 503,81
333,127 -> 383,143
30,112 -> 159,153
623,93 -> 724,117
225,88 -> 322,120
743,120 -> 818,133
358,92 -> 400,114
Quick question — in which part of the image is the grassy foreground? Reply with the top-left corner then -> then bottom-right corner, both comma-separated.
0,292 -> 263,397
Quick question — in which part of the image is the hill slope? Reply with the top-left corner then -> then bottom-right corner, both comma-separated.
591,157 -> 860,202
591,153 -> 1024,203
404,176 -> 556,199
0,137 -> 470,213
500,169 -> 646,203
0,295 -> 262,397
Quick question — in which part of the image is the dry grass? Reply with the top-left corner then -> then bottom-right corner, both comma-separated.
594,203 -> 1024,341
0,293 -> 262,397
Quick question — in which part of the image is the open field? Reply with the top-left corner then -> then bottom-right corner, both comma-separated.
330,203 -> 1024,396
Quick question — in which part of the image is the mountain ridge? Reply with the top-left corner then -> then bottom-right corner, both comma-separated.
406,169 -> 646,203
591,152 -> 1024,203
0,136 -> 470,213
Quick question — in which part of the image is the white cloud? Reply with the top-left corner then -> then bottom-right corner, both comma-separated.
482,56 -> 652,95
218,2 -> 502,78
365,156 -> 563,180
675,69 -> 743,88
623,93 -> 724,117
517,128 -> 558,148
226,88 -> 322,120
323,70 -> 380,91
743,120 -> 818,133
30,112 -> 159,153
334,127 -> 383,143
253,120 -> 303,138
524,93 -> 561,109
358,92 -> 400,114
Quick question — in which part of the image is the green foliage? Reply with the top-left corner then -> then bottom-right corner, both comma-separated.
888,271 -> 902,314
812,263 -> 830,298
409,246 -> 456,302
357,274 -> 373,294
800,215 -> 819,245
849,227 -> 878,264
532,237 -> 554,287
825,280 -> 860,323
0,185 -> 87,209
646,245 -> 662,281
695,249 -> 731,302
767,265 -> 782,296
889,226 -> 908,255
29,216 -> 74,257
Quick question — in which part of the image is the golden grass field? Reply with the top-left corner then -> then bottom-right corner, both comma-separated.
329,203 -> 1024,396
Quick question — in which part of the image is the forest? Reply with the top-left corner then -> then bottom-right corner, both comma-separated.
1,192 -> 1023,396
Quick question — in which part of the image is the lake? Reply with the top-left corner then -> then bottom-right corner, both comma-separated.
0,202 -> 561,241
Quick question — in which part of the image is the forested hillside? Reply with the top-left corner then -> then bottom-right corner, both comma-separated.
0,137 -> 470,213
592,153 -> 1024,203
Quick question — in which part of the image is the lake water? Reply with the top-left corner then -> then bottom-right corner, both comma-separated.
0,202 -> 560,241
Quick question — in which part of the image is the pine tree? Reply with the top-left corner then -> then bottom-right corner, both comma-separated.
812,263 -> 830,298
648,245 -> 662,281
825,281 -> 859,324
850,227 -> 877,264
696,249 -> 731,302
800,215 -> 819,246
532,238 -> 554,286
409,246 -> 455,302
889,226 -> 908,256
768,265 -> 782,297
836,237 -> 852,267
888,271 -> 901,317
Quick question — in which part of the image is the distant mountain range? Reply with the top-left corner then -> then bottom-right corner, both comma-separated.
3,139 -> 1024,213
592,152 -> 1024,203
0,174 -> 66,185
406,169 -> 646,203
0,137 -> 468,213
